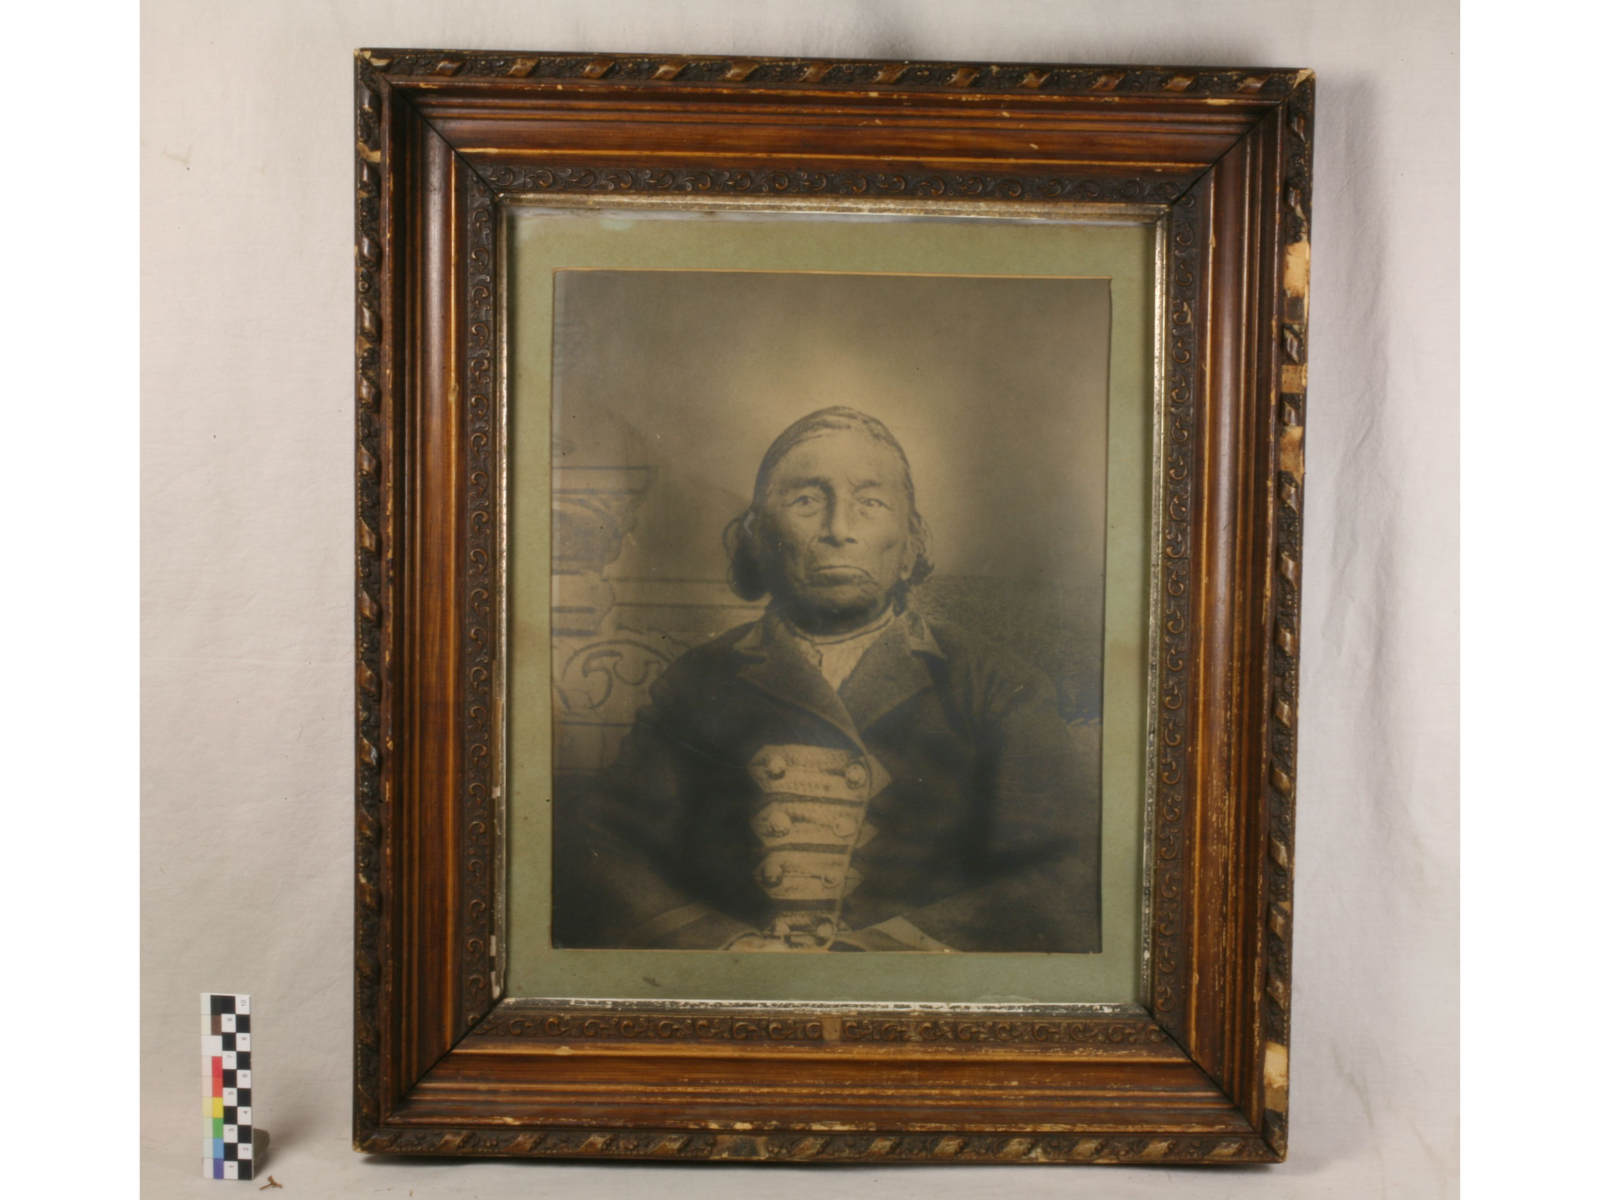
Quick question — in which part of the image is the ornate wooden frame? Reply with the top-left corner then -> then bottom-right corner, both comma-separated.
353,48 -> 1313,1166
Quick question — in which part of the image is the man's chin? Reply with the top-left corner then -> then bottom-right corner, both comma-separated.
780,582 -> 891,630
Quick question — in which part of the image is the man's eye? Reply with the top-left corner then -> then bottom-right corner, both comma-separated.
788,494 -> 819,508
859,497 -> 887,509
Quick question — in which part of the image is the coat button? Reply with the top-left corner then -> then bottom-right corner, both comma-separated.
758,860 -> 786,887
757,809 -> 792,837
764,753 -> 787,780
844,761 -> 869,789
831,815 -> 858,839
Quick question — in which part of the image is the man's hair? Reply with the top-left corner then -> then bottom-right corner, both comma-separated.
723,406 -> 933,603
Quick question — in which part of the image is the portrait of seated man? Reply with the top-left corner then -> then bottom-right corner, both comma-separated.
552,406 -> 1101,953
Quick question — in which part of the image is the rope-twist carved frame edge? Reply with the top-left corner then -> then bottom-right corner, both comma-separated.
351,60 -> 1313,1164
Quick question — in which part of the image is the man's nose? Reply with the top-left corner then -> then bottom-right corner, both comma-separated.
818,496 -> 857,544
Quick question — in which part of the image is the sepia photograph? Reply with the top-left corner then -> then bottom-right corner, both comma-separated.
544,267 -> 1112,955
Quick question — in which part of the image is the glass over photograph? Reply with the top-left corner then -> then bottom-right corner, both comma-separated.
506,209 -> 1153,1003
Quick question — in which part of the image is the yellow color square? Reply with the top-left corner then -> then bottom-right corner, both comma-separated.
211,1098 -> 223,1118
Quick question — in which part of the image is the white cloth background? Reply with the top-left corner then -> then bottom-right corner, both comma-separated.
141,1 -> 1459,1196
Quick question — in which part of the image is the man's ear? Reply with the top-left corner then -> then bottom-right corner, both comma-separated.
902,512 -> 928,583
898,535 -> 916,581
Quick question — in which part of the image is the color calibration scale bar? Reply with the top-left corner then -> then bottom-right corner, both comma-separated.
201,993 -> 253,1180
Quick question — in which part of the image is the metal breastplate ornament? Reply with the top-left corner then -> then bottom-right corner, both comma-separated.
746,743 -> 887,949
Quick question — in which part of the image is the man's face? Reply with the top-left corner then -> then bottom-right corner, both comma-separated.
760,429 -> 916,633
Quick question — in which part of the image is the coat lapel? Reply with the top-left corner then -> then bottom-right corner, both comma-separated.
734,607 -> 948,744
838,609 -> 945,733
733,615 -> 863,747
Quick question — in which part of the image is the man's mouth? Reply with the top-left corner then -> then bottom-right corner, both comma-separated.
807,564 -> 871,582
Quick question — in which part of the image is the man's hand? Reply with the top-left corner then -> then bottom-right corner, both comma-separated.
722,931 -> 797,951
830,917 -> 953,952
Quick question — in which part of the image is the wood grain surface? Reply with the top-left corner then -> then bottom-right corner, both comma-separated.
353,48 -> 1313,1165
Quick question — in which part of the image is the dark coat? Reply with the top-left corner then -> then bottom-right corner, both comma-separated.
552,607 -> 1101,953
